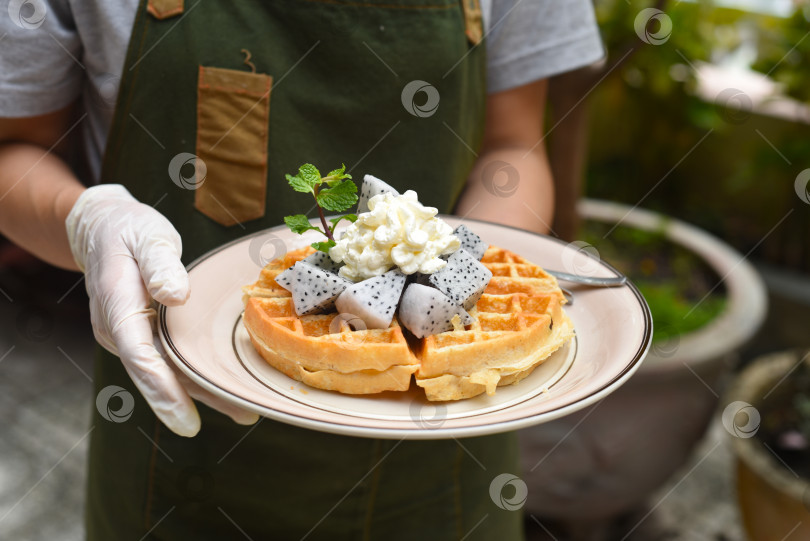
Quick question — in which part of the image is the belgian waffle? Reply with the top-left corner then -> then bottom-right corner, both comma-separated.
242,248 -> 419,394
414,246 -> 575,400
242,246 -> 573,398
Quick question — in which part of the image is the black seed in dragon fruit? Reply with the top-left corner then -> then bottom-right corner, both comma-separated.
275,251 -> 342,293
290,261 -> 351,316
357,174 -> 399,213
452,224 -> 488,260
426,249 -> 492,310
275,270 -> 294,291
398,283 -> 473,338
335,269 -> 407,329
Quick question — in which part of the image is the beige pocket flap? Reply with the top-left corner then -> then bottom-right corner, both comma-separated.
194,66 -> 272,227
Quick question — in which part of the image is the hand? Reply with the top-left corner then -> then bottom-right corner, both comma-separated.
66,184 -> 259,436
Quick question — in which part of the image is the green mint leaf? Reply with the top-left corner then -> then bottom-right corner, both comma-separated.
327,214 -> 352,234
324,177 -> 350,187
324,164 -> 352,187
284,214 -> 320,235
298,163 -> 321,186
328,213 -> 358,230
286,173 -> 315,194
326,164 -> 345,178
311,240 -> 335,253
317,180 -> 358,212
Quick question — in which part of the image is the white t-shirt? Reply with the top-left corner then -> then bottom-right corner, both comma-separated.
0,0 -> 604,182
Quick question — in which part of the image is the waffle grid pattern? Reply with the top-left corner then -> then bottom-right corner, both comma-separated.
243,245 -> 572,398
425,247 -> 563,350
244,249 -> 409,348
245,246 -> 565,349
248,290 -> 407,345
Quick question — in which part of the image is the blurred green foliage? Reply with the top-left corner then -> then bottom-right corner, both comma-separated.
585,0 -> 810,270
752,6 -> 810,103
581,220 -> 727,343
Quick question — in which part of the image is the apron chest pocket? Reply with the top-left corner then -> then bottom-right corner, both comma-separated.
195,65 -> 272,227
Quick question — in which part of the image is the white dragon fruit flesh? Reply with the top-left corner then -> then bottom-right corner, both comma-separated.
290,261 -> 351,315
398,283 -> 473,338
275,250 -> 342,293
357,174 -> 399,214
426,248 -> 492,310
452,224 -> 488,260
335,269 -> 407,329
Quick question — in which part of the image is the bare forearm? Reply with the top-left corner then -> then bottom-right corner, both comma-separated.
0,143 -> 85,270
456,146 -> 554,235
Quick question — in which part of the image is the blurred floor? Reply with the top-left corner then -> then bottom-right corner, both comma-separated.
1,247 -> 808,540
0,250 -> 94,541
525,420 -> 746,541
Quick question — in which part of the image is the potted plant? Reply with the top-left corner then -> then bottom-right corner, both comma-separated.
519,199 -> 767,537
724,350 -> 810,541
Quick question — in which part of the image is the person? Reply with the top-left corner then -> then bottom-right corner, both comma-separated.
0,0 -> 603,539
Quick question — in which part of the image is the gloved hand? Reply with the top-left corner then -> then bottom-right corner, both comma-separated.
66,184 -> 259,436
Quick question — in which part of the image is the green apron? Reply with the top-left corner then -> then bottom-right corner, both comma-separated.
87,0 -> 523,539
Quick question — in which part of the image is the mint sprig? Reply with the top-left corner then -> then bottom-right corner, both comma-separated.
284,163 -> 358,253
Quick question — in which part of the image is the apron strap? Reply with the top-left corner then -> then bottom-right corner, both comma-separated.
462,0 -> 483,45
147,0 -> 184,20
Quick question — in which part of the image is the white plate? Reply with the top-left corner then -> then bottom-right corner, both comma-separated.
159,217 -> 651,439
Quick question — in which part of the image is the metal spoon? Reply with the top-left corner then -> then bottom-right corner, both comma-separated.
545,271 -> 627,306
559,286 -> 576,306
545,270 -> 627,287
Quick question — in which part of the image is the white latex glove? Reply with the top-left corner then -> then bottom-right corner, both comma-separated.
66,184 -> 259,436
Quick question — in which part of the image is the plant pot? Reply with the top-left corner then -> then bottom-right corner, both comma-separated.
725,350 -> 810,541
519,199 -> 768,530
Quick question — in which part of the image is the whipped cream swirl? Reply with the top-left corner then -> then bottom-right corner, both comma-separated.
330,190 -> 459,281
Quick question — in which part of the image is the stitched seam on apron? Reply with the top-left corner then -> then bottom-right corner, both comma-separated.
103,1 -> 151,182
196,84 -> 270,98
361,440 -> 384,540
143,420 -> 162,531
198,67 -> 273,98
453,445 -> 464,540
296,0 -> 456,10
461,0 -> 482,45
